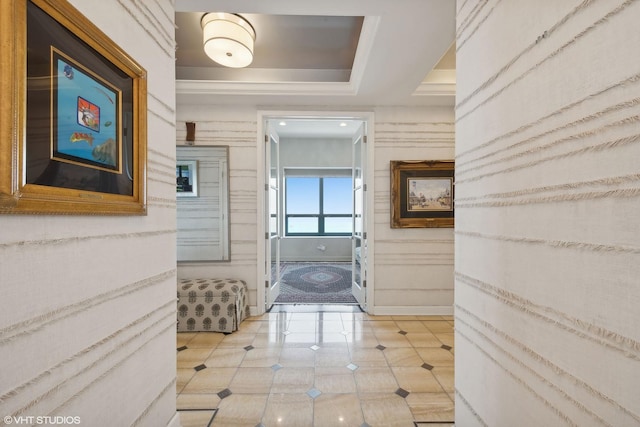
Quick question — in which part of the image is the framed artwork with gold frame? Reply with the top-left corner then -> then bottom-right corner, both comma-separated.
0,0 -> 147,215
391,160 -> 454,228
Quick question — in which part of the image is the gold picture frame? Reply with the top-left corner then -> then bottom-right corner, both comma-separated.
0,0 -> 147,215
391,160 -> 454,228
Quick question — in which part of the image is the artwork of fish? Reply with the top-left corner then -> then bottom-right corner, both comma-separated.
92,138 -> 117,166
63,64 -> 74,79
70,132 -> 94,146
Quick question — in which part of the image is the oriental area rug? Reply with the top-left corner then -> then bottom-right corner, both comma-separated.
274,262 -> 359,304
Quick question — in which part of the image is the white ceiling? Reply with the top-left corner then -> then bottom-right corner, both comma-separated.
175,0 -> 456,109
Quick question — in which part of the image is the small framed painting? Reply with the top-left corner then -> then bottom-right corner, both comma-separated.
176,160 -> 198,197
391,160 -> 454,228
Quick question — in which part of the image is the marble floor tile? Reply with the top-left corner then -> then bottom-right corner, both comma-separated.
360,393 -> 415,427
345,332 -> 379,348
391,367 -> 445,393
283,333 -> 318,347
239,346 -> 281,367
186,332 -> 225,348
354,366 -> 399,393
251,332 -> 286,347
423,320 -> 455,334
435,333 -> 454,347
374,332 -> 413,348
176,368 -> 196,394
318,320 -> 348,333
228,367 -> 275,394
181,367 -> 237,394
176,393 -> 221,410
204,348 -> 247,368
432,367 -> 455,393
368,320 -> 401,332
315,347 -> 351,367
349,348 -> 388,367
178,409 -> 216,427
279,347 -> 316,367
210,394 -> 268,426
415,348 -> 454,367
406,392 -> 455,422
314,393 -> 364,427
216,333 -> 256,348
177,332 -> 197,347
314,366 -> 357,393
316,333 -> 350,346
271,367 -> 315,393
287,320 -> 318,333
177,348 -> 214,369
395,320 -> 431,333
262,393 -> 313,427
405,332 -> 445,348
383,347 -> 425,367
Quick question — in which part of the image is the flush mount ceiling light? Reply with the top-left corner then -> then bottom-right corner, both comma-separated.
201,12 -> 256,68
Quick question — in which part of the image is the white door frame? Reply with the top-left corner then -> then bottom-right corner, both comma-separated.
256,110 -> 375,315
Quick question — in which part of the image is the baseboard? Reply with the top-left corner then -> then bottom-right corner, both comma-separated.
372,305 -> 453,316
167,412 -> 182,427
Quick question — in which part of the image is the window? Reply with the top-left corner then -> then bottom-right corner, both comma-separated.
285,175 -> 352,236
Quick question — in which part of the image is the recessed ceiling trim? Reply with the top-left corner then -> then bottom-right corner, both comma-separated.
412,82 -> 456,97
342,16 -> 379,94
176,79 -> 357,96
413,69 -> 456,97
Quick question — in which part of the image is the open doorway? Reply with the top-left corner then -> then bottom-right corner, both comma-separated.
258,112 -> 373,313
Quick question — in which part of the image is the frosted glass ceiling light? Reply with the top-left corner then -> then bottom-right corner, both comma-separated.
201,12 -> 256,68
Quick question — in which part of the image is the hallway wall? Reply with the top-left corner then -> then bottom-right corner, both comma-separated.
373,106 -> 455,314
175,105 -> 455,314
0,1 -> 178,426
455,0 -> 640,425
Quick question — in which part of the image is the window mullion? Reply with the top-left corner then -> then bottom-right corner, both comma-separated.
318,178 -> 324,234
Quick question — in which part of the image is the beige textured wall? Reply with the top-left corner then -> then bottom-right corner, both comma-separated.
0,1 -> 178,426
175,105 -> 456,315
455,0 -> 640,425
176,106 -> 259,308
373,107 -> 455,314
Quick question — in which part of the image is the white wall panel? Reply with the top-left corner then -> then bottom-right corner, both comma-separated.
456,0 -> 640,424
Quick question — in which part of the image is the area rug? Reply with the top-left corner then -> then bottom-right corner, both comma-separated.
274,262 -> 358,304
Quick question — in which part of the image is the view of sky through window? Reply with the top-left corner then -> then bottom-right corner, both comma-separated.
286,176 -> 352,234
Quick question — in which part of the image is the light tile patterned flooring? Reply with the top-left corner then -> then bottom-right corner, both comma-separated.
177,306 -> 454,426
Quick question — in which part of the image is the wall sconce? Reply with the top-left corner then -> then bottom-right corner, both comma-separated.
186,121 -> 196,144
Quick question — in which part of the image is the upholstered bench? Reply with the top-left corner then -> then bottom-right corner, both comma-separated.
177,278 -> 249,333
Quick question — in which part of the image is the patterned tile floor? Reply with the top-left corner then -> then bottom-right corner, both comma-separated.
177,305 -> 454,426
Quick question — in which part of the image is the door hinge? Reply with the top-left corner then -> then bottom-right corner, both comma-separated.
363,280 -> 367,288
363,232 -> 367,240
265,134 -> 269,143
265,280 -> 269,288
265,232 -> 269,240
363,183 -> 367,191
265,183 -> 269,191
363,135 -> 368,144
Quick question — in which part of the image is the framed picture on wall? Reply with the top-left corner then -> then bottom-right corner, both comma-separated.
0,0 -> 147,215
390,160 -> 454,228
176,160 -> 199,197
